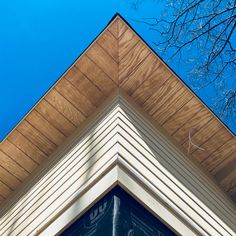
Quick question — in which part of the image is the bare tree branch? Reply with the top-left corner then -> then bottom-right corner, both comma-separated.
132,0 -> 236,119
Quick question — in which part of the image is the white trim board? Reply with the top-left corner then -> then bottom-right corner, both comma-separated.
0,91 -> 235,236
40,164 -> 195,236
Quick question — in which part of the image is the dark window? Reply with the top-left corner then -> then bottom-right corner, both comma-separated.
61,186 -> 176,236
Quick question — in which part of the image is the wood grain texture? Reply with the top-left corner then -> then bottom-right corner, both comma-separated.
17,120 -> 56,155
119,27 -> 139,60
0,181 -> 12,198
108,19 -> 118,38
172,107 -> 213,144
152,89 -> 192,125
202,138 -> 236,172
97,30 -> 118,62
0,151 -> 29,181
191,127 -> 232,163
142,76 -> 182,114
119,41 -> 150,84
75,55 -> 117,95
182,119 -> 222,155
209,145 -> 236,176
36,99 -> 76,137
117,18 -> 127,38
7,130 -> 46,164
121,53 -> 161,95
65,67 -> 106,107
45,89 -> 85,127
214,153 -> 236,182
86,43 -> 118,84
55,79 -> 96,117
0,140 -> 38,173
229,186 -> 236,202
26,110 -> 66,146
0,15 -> 235,206
162,97 -> 204,135
0,199 -> 4,206
0,165 -> 21,190
132,65 -> 172,105
220,169 -> 236,192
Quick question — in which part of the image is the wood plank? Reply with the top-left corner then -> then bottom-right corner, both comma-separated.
172,107 -> 213,144
55,79 -> 96,117
132,65 -> 172,105
108,19 -> 118,38
0,195 -> 5,203
17,120 -> 56,155
0,165 -> 22,190
0,150 -> 29,181
7,130 -> 46,164
143,76 -> 182,115
26,110 -> 66,146
182,119 -> 222,155
86,43 -> 118,84
121,53 -> 161,95
65,66 -> 105,107
0,15 -> 234,207
117,18 -> 127,38
162,97 -> 203,135
119,28 -> 139,59
75,55 -> 117,95
191,127 -> 232,163
45,89 -> 85,127
36,99 -> 76,137
214,153 -> 236,182
0,140 -> 38,173
0,180 -> 12,198
97,30 -> 118,62
228,185 -> 236,203
204,138 -> 236,173
220,169 -> 236,192
119,41 -> 150,84
152,89 -> 192,125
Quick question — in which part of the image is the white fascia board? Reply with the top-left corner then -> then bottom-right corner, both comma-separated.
0,91 -> 235,236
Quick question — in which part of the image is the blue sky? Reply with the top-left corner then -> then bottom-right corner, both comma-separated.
0,0 -> 235,141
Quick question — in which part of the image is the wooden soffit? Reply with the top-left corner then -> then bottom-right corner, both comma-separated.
0,14 -> 235,206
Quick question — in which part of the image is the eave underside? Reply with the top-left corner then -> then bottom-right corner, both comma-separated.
0,15 -> 235,206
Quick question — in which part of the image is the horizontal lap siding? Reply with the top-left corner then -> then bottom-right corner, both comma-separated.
117,19 -> 236,202
0,22 -> 118,206
0,108 -> 121,235
0,97 -> 235,236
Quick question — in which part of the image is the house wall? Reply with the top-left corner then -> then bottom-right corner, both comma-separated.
0,92 -> 235,236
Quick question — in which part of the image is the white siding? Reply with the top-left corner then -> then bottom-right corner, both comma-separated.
0,92 -> 235,236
